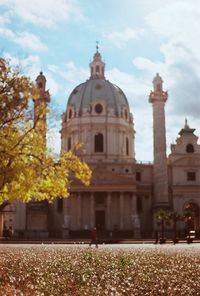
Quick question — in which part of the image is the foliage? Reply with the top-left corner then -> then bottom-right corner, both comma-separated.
0,59 -> 91,204
1,246 -> 200,295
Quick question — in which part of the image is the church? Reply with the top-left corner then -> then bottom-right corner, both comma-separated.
6,47 -> 200,239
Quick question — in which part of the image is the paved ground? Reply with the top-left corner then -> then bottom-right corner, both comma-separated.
1,242 -> 200,251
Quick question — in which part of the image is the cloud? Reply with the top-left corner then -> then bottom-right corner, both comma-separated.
0,0 -> 84,28
0,24 -> 47,51
136,1 -> 200,119
48,61 -> 88,86
0,13 -> 10,26
15,31 -> 47,51
104,27 -> 144,47
107,67 -> 150,103
47,127 -> 61,156
3,52 -> 40,69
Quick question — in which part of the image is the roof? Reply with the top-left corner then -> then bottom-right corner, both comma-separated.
66,78 -> 130,116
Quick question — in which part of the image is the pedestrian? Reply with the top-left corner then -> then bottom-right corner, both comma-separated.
154,230 -> 158,244
89,227 -> 98,248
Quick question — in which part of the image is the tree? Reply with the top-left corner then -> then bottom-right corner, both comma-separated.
0,59 -> 91,204
182,209 -> 193,242
156,209 -> 170,243
168,211 -> 182,243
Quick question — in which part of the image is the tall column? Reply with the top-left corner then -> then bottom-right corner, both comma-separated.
120,192 -> 124,230
90,193 -> 95,228
106,193 -> 111,230
149,74 -> 169,208
77,193 -> 82,229
15,202 -> 26,232
62,198 -> 70,238
131,194 -> 141,238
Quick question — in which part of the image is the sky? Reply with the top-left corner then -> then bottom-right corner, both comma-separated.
0,0 -> 200,161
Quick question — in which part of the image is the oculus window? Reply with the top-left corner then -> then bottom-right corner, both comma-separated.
95,104 -> 103,114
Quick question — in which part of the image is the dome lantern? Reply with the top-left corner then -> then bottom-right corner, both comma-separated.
89,42 -> 105,79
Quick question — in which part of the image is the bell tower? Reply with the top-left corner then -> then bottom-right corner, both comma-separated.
149,74 -> 169,208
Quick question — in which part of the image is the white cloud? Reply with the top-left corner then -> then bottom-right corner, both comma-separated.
48,61 -> 88,86
3,53 -> 40,70
133,57 -> 165,77
107,67 -> 150,100
0,13 -> 10,26
0,0 -> 84,28
0,24 -> 47,51
14,31 -> 47,51
47,127 -> 61,157
104,27 -> 144,47
128,0 -> 200,160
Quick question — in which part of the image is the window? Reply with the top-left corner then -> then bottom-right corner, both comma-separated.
136,196 -> 143,213
68,109 -> 72,119
186,144 -> 194,153
38,82 -> 43,88
136,172 -> 141,182
96,65 -> 100,73
68,137 -> 71,150
57,198 -> 63,212
95,133 -> 103,152
156,83 -> 161,92
124,109 -> 128,119
187,172 -> 196,181
126,137 -> 129,156
95,104 -> 103,114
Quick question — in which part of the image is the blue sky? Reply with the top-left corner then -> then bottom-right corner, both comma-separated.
1,0 -> 200,161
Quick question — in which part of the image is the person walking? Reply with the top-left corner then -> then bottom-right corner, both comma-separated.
89,227 -> 98,248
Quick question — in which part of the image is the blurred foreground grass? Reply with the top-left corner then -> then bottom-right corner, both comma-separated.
0,246 -> 200,295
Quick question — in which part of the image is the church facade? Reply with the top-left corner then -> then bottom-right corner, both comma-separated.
10,48 -> 200,239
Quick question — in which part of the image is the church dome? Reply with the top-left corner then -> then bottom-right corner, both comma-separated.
67,78 -> 129,116
66,45 -> 130,118
62,45 -> 135,163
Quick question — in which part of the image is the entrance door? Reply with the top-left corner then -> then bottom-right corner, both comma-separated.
95,210 -> 105,231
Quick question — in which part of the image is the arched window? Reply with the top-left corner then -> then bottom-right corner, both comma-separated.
95,133 -> 103,152
68,109 -> 72,119
186,144 -> 194,153
156,83 -> 161,92
68,137 -> 71,150
124,109 -> 128,120
96,65 -> 100,73
38,82 -> 43,88
126,137 -> 129,156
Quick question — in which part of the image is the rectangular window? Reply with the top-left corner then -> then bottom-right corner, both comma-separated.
136,196 -> 143,213
136,172 -> 141,182
57,198 -> 63,212
187,172 -> 196,181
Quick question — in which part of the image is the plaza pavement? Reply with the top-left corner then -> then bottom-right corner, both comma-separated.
1,242 -> 200,251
